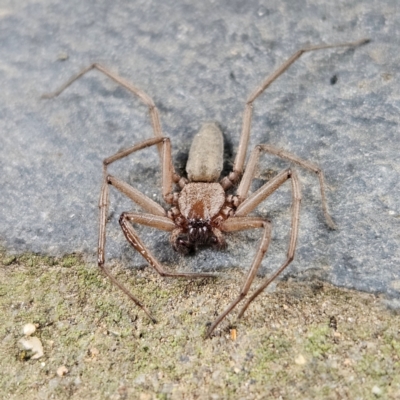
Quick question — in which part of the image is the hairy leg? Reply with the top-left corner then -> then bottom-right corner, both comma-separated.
238,170 -> 302,318
205,217 -> 271,337
220,38 -> 369,190
98,136 -> 179,269
42,63 -> 163,139
237,144 -> 335,228
206,169 -> 302,336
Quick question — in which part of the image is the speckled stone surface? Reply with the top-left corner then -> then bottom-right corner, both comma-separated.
1,0 -> 399,299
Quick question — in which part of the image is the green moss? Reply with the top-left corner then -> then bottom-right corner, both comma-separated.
305,325 -> 332,358
61,253 -> 81,268
252,334 -> 292,372
3,255 -> 17,266
1,251 -> 400,399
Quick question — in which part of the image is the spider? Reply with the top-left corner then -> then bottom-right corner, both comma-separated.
43,38 -> 368,337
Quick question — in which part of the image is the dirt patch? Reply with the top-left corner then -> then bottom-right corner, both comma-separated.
1,251 -> 399,399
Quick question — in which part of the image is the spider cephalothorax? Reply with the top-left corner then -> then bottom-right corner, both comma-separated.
42,38 -> 368,337
169,179 -> 231,253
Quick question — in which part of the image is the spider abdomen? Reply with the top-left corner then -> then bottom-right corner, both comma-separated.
186,122 -> 224,182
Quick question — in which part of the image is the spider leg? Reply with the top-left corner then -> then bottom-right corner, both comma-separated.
221,38 -> 369,189
206,217 -> 272,338
238,170 -> 301,319
98,214 -> 175,323
236,168 -> 293,217
237,144 -> 336,228
102,136 -> 178,205
107,212 -> 213,321
100,186 -> 217,322
42,63 -> 180,175
97,137 -> 185,321
120,212 -> 217,280
207,170 -> 301,336
99,137 -> 177,268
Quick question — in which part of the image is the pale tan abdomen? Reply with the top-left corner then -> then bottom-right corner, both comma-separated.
186,122 -> 224,182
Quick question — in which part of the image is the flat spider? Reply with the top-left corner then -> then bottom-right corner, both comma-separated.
43,38 -> 368,337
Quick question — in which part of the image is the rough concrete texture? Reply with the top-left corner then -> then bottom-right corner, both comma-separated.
1,0 -> 399,301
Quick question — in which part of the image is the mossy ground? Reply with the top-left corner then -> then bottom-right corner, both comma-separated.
1,250 -> 399,399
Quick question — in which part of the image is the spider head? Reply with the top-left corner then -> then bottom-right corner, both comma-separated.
173,219 -> 225,254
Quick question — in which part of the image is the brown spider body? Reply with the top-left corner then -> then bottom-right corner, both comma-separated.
43,38 -> 369,337
164,122 -> 236,254
169,123 -> 232,252
172,181 -> 228,252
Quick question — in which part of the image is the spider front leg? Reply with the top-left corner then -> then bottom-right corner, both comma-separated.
98,136 -> 174,321
206,217 -> 272,337
206,169 -> 301,337
119,212 -> 217,281
237,169 -> 301,319
98,136 -> 175,265
99,137 -> 216,322
220,38 -> 369,190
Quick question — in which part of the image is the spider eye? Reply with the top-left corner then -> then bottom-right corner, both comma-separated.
210,237 -> 218,245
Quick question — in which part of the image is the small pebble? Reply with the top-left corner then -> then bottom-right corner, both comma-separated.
89,347 -> 99,357
372,385 -> 382,396
295,354 -> 307,365
57,366 -> 69,377
19,337 -> 44,359
58,52 -> 69,61
23,323 -> 36,336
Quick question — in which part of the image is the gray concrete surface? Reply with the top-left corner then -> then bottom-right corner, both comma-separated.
1,0 -> 399,299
